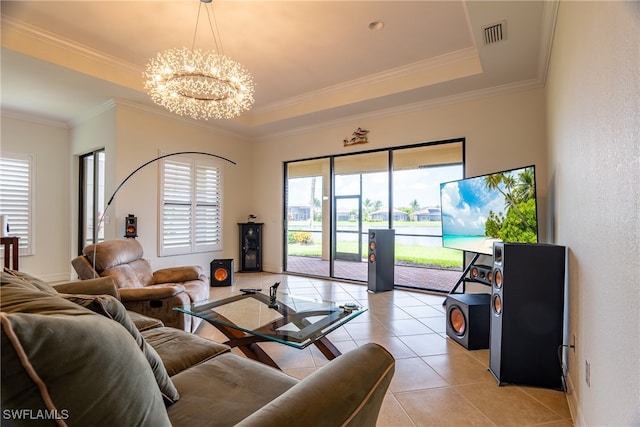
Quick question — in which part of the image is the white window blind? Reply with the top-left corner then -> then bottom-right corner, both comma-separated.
0,154 -> 33,255
159,155 -> 222,256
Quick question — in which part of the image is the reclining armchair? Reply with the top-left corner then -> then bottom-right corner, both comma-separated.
72,239 -> 209,332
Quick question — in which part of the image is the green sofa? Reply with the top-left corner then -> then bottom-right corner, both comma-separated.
0,269 -> 395,426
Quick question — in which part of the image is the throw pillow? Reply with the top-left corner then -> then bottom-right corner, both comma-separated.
63,293 -> 180,404
1,311 -> 171,426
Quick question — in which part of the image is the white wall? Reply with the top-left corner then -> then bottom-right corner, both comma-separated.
546,2 -> 640,425
253,88 -> 549,272
1,114 -> 71,281
108,104 -> 254,272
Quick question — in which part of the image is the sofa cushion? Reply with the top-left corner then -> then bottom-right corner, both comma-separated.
141,327 -> 230,376
1,311 -> 171,427
63,293 -> 180,404
167,353 -> 298,426
127,310 -> 165,331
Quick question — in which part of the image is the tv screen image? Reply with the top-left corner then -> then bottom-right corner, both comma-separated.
439,165 -> 538,255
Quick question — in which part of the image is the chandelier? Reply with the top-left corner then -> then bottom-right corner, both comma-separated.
144,0 -> 254,120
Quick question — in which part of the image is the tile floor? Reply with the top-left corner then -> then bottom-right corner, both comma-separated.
196,272 -> 574,427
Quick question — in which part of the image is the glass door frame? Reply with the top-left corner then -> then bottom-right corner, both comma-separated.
283,137 -> 465,292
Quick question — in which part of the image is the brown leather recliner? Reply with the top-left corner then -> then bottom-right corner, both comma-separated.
71,239 -> 209,332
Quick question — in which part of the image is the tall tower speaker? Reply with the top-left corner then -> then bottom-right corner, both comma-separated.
367,229 -> 395,293
489,242 -> 566,390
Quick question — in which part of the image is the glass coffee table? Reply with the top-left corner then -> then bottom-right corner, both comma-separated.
175,291 -> 366,369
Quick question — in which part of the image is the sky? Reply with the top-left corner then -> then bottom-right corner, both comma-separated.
440,177 -> 505,236
287,164 -> 462,209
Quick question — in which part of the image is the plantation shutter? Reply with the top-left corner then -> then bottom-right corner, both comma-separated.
160,155 -> 221,256
0,154 -> 33,255
195,165 -> 221,249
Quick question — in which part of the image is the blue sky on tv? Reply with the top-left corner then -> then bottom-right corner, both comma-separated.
440,176 -> 505,236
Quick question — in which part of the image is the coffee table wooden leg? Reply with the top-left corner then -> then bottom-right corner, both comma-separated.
313,336 -> 342,360
212,324 -> 282,370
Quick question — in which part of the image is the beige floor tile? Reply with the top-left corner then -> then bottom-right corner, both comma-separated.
355,336 -> 418,360
417,316 -> 447,334
401,305 -> 447,318
455,382 -> 564,426
520,386 -> 573,420
422,352 -> 495,386
389,357 -> 448,393
399,333 -> 464,357
395,387 -> 495,426
343,318 -> 393,340
376,393 -> 417,427
257,341 -> 316,370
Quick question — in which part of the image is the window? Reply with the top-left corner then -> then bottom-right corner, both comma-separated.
78,150 -> 105,252
159,155 -> 222,256
0,153 -> 33,255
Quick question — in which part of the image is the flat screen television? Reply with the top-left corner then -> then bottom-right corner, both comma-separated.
439,165 -> 538,255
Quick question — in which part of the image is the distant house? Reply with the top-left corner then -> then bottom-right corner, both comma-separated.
336,209 -> 353,221
416,207 -> 441,221
370,209 -> 409,221
287,205 -> 310,221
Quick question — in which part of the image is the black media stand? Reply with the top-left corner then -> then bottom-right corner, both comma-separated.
447,252 -> 480,295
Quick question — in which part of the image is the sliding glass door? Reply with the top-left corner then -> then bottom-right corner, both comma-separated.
284,139 -> 464,292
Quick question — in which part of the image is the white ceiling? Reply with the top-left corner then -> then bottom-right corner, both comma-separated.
0,1 -> 556,139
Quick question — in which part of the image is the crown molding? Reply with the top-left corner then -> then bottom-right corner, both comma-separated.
2,16 -> 141,74
0,108 -> 70,129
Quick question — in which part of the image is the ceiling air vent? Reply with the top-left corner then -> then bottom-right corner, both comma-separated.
483,21 -> 506,45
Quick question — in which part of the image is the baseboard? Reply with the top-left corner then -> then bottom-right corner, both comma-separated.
566,375 -> 585,426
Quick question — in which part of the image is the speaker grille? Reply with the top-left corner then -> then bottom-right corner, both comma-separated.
213,267 -> 228,282
449,307 -> 466,335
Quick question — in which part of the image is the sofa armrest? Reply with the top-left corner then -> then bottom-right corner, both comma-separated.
153,266 -> 202,284
235,343 -> 395,427
119,284 -> 186,302
53,277 -> 119,299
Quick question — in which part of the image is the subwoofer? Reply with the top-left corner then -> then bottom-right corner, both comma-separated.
210,259 -> 234,287
489,242 -> 566,389
367,229 -> 395,293
445,293 -> 490,350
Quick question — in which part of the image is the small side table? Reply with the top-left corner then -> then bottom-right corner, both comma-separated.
1,236 -> 20,270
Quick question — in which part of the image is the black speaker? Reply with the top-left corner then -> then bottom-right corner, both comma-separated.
469,264 -> 493,285
210,259 -> 234,287
124,214 -> 137,238
445,293 -> 490,350
489,242 -> 566,389
367,229 -> 394,293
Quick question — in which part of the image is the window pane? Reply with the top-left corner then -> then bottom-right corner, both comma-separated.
0,155 -> 32,255
285,158 -> 329,277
